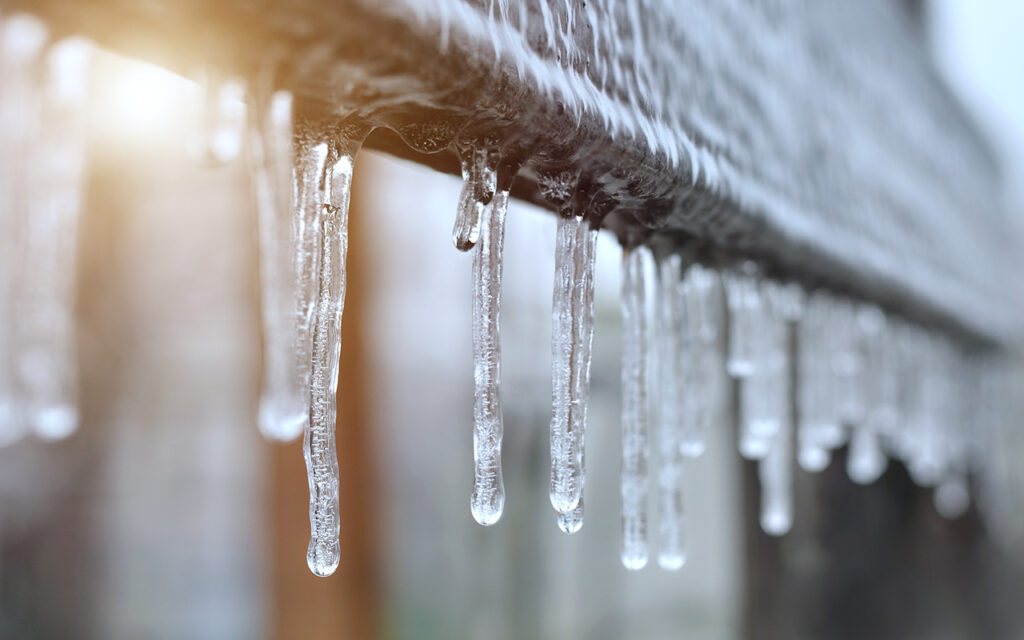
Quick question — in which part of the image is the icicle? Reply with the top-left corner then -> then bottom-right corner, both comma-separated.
195,70 -> 245,164
934,473 -> 970,519
724,261 -> 760,379
247,84 -> 308,442
470,186 -> 510,526
620,245 -> 652,570
549,213 -> 598,518
846,306 -> 887,485
738,281 -> 786,460
796,293 -> 841,472
679,263 -> 721,458
0,14 -> 50,445
12,36 -> 92,441
654,254 -> 686,569
756,283 -> 796,536
304,124 -> 368,577
831,298 -> 865,427
452,145 -> 497,251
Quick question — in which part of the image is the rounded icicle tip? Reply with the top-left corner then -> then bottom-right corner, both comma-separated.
471,501 -> 504,527
798,444 -> 832,473
557,508 -> 583,535
621,550 -> 649,571
657,552 -> 686,572
306,540 -> 340,578
761,511 -> 793,537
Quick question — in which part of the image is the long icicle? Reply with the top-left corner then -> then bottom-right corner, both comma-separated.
470,187 -> 510,526
656,254 -> 686,570
19,37 -> 92,440
621,245 -> 652,570
247,84 -> 308,442
305,124 -> 368,577
680,263 -> 720,458
0,15 -> 50,445
559,212 -> 599,533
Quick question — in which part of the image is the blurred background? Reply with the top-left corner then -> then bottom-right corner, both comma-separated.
0,1 -> 1023,639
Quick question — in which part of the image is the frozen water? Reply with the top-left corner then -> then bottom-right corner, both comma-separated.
470,187 -> 509,526
549,212 -> 598,518
620,245 -> 653,570
304,125 -> 369,577
247,84 -> 309,442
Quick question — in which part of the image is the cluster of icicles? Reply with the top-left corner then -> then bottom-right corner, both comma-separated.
0,13 -> 1009,578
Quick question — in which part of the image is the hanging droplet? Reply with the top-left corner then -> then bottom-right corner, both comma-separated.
247,83 -> 308,442
620,245 -> 653,570
934,473 -> 970,519
470,187 -> 510,526
452,145 -> 497,251
549,213 -> 598,518
304,123 -> 369,577
557,495 -> 584,535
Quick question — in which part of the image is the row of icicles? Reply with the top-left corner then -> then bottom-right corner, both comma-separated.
0,13 -> 1008,578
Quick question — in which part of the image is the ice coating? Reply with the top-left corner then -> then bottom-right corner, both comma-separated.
549,213 -> 598,516
470,188 -> 509,526
247,86 -> 309,442
304,127 -> 367,577
620,245 -> 652,570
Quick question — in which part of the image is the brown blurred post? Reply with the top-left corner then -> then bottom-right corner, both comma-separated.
268,157 -> 380,639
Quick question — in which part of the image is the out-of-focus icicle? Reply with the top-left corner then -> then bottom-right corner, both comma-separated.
847,306 -> 888,485
452,145 -> 497,251
680,263 -> 721,458
15,36 -> 92,441
757,282 -> 798,536
549,211 -> 598,522
797,293 -> 840,472
196,70 -> 246,164
304,123 -> 369,577
655,254 -> 686,569
738,280 -> 785,460
621,245 -> 652,570
0,14 -> 50,445
724,261 -> 760,379
247,82 -> 308,442
470,185 -> 510,526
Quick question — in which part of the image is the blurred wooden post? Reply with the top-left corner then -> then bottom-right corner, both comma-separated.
267,159 -> 380,639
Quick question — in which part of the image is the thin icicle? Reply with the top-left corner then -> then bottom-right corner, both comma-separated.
621,245 -> 652,570
452,145 -> 497,251
680,263 -> 721,458
550,213 -> 599,517
305,126 -> 367,577
16,37 -> 92,440
724,261 -> 760,379
247,85 -> 308,442
655,254 -> 686,570
292,118 -> 332,446
757,284 -> 795,535
738,281 -> 784,460
195,69 -> 245,164
847,306 -> 887,485
470,188 -> 509,526
0,14 -> 49,445
797,293 -> 840,472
